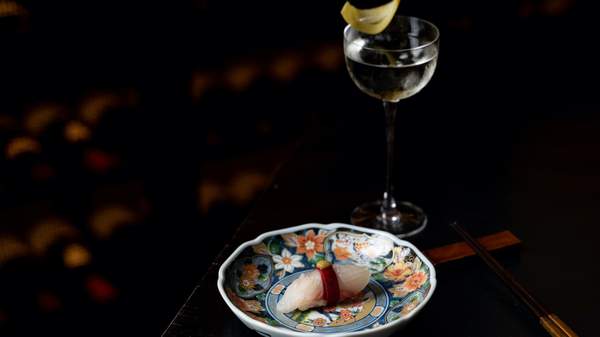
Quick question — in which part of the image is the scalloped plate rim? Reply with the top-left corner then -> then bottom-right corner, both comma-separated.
217,222 -> 437,337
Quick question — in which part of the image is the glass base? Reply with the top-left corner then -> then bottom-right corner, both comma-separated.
350,200 -> 427,238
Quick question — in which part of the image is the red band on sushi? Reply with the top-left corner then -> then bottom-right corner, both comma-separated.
317,264 -> 340,306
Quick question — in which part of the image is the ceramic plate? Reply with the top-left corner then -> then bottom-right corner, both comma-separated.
218,223 -> 436,337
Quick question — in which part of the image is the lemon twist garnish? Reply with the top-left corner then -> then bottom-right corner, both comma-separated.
341,0 -> 401,35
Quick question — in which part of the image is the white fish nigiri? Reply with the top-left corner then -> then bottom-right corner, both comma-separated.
276,263 -> 370,313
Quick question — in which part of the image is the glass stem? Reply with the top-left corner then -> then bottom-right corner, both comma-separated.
382,101 -> 397,212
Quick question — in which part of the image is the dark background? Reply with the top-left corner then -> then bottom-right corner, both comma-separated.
0,0 -> 598,336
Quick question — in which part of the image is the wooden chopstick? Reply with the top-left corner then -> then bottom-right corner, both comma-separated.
450,222 -> 579,337
424,230 -> 521,265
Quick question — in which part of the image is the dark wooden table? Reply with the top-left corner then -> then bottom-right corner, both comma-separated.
161,104 -> 600,337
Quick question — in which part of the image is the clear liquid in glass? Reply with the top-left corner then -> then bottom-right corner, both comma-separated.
345,43 -> 438,102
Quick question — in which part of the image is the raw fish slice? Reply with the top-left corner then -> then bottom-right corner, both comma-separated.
276,264 -> 370,313
333,264 -> 370,299
276,271 -> 325,313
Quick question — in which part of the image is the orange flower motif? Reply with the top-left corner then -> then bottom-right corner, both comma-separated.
242,264 -> 260,280
401,300 -> 419,316
239,264 -> 260,290
333,246 -> 352,260
243,299 -> 263,313
240,278 -> 255,290
296,230 -> 325,260
312,318 -> 327,327
389,285 -> 409,298
353,241 -> 370,252
383,261 -> 413,281
403,271 -> 427,292
340,309 -> 354,321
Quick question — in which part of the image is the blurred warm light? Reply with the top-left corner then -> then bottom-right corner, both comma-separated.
89,205 -> 137,239
190,72 -> 216,100
519,0 -> 575,17
225,63 -> 261,92
29,218 -> 78,255
0,309 -> 7,322
540,0 -> 575,15
314,44 -> 343,71
0,235 -> 29,265
229,172 -> 268,205
269,53 -> 302,82
198,180 -> 223,214
0,0 -> 27,17
199,171 -> 269,213
63,243 -> 92,268
193,46 -> 345,98
86,275 -> 117,303
79,92 -> 122,126
5,136 -> 40,159
64,120 -> 91,143
24,104 -> 64,135
84,149 -> 118,173
38,291 -> 62,312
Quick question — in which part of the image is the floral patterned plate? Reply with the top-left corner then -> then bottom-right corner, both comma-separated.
217,223 -> 436,337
